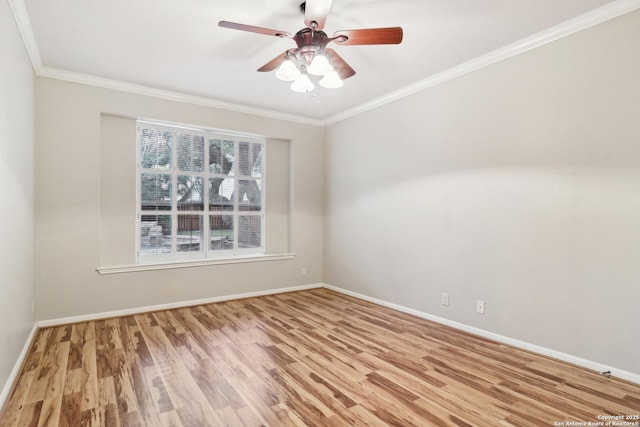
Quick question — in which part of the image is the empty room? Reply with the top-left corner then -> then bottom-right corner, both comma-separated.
1,0 -> 640,425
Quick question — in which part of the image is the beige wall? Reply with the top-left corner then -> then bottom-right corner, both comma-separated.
35,78 -> 324,320
0,0 -> 35,395
22,2 -> 640,384
324,10 -> 640,374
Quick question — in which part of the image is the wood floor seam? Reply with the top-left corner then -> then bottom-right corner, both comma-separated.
1,288 -> 638,426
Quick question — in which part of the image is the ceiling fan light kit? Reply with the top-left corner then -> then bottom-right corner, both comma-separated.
219,0 -> 402,94
307,53 -> 333,76
275,59 -> 301,82
290,73 -> 315,93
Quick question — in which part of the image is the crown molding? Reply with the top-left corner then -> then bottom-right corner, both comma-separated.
8,0 -> 640,127
35,66 -> 325,127
7,0 -> 326,127
324,0 -> 640,125
7,0 -> 42,69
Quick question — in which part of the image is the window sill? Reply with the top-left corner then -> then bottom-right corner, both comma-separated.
96,253 -> 296,275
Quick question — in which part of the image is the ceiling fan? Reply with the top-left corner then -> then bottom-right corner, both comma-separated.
218,0 -> 403,92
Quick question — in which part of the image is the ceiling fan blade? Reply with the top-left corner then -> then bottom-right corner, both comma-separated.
219,21 -> 291,38
333,27 -> 403,45
257,51 -> 289,72
304,0 -> 333,30
325,48 -> 355,80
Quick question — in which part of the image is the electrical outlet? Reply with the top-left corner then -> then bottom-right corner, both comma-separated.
476,300 -> 485,314
441,293 -> 449,306
300,267 -> 307,277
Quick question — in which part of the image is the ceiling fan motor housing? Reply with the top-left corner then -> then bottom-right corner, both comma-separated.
294,28 -> 330,64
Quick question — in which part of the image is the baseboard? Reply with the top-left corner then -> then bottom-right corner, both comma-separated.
38,283 -> 323,328
0,323 -> 39,412
31,282 -> 640,385
323,284 -> 640,385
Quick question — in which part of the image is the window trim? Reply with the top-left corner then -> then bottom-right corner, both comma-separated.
135,120 -> 266,263
96,253 -> 296,275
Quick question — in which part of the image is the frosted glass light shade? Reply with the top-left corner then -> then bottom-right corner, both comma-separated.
290,74 -> 315,93
319,70 -> 343,88
275,60 -> 301,81
307,54 -> 333,76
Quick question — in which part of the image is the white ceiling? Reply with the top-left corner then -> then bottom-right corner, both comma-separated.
18,0 -> 631,121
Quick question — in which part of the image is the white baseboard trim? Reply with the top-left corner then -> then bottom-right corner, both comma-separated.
37,283 -> 323,328
0,323 -> 39,411
29,282 -> 640,386
323,284 -> 640,385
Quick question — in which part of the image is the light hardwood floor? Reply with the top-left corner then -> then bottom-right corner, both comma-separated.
1,288 -> 639,426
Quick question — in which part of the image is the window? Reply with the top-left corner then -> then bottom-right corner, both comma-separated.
137,121 -> 265,262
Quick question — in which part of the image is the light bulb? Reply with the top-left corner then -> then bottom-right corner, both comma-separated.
319,70 -> 343,88
290,74 -> 315,93
275,59 -> 301,81
307,54 -> 333,76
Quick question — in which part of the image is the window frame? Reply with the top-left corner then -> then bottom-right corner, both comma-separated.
135,120 -> 266,263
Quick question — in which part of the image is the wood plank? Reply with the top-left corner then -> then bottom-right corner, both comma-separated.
135,313 -> 223,425
2,288 -> 639,426
0,370 -> 37,426
79,322 -> 99,413
15,400 -> 42,427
